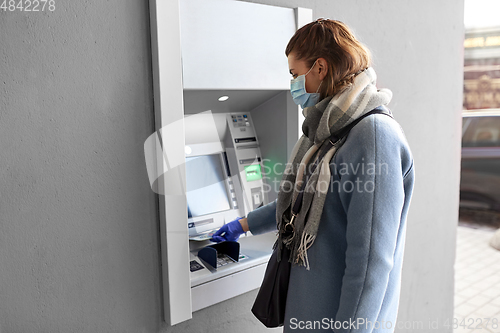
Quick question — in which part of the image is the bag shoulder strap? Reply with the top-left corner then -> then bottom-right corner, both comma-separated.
290,106 -> 393,217
329,105 -> 393,143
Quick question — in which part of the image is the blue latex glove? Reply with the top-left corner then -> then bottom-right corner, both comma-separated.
210,217 -> 244,242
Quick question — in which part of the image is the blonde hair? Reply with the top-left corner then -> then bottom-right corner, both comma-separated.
285,19 -> 372,100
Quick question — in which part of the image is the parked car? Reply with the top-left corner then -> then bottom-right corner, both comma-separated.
460,109 -> 500,212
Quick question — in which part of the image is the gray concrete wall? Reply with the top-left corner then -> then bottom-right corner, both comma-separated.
0,1 -> 463,332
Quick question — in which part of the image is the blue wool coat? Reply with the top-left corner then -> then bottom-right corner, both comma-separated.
247,113 -> 415,333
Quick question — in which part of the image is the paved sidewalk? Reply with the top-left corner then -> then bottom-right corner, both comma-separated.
454,225 -> 500,333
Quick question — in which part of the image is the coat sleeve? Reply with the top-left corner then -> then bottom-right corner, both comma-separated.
333,115 -> 411,333
246,199 -> 278,235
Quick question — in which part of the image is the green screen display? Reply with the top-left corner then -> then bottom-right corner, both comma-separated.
244,164 -> 262,182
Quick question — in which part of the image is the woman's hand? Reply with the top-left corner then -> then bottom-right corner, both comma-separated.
210,217 -> 248,242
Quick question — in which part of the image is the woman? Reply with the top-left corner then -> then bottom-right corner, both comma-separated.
212,19 -> 415,333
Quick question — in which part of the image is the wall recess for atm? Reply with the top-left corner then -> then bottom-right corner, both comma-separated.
149,0 -> 312,325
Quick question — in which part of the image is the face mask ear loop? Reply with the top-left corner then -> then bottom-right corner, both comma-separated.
315,80 -> 323,94
306,60 -> 322,94
305,59 -> 318,77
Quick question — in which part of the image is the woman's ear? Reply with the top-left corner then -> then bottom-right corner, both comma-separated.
317,58 -> 328,80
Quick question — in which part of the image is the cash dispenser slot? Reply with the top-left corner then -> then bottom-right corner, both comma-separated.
234,137 -> 257,143
237,144 -> 260,150
239,157 -> 261,164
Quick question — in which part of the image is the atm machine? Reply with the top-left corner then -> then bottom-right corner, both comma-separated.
184,112 -> 267,241
184,111 -> 277,312
148,0 -> 312,325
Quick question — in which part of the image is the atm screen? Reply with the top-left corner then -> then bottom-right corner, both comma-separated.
185,154 -> 231,218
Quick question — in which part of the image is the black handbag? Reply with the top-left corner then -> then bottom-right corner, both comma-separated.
251,107 -> 393,328
250,242 -> 291,327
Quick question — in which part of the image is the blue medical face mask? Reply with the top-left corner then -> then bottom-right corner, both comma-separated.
290,59 -> 323,108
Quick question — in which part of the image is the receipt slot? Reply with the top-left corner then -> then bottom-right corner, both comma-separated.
148,0 -> 312,325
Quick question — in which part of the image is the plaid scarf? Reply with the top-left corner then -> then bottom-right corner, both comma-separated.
275,67 -> 393,269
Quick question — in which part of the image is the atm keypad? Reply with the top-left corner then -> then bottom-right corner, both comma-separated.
216,253 -> 237,268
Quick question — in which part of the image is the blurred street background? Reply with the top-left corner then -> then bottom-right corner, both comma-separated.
455,1 -> 500,332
